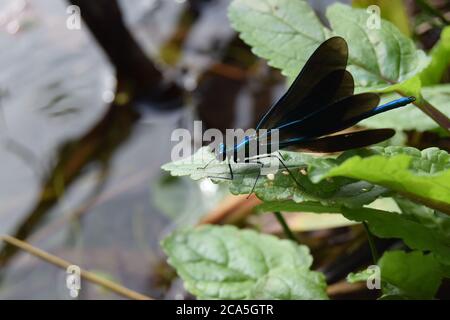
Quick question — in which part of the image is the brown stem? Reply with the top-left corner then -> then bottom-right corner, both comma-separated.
404,92 -> 450,134
0,235 -> 152,300
417,99 -> 450,133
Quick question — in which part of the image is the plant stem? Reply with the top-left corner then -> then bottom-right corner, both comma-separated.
363,222 -> 379,265
273,212 -> 297,242
0,235 -> 152,300
413,97 -> 450,134
395,88 -> 450,134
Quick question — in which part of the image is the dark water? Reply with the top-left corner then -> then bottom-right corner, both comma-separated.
0,0 -> 347,299
0,0 -> 231,299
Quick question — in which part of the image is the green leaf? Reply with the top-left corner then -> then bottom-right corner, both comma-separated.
378,250 -> 443,299
320,147 -> 450,214
347,267 -> 375,284
257,198 -> 450,265
227,149 -> 393,207
361,84 -> 450,131
161,147 -> 224,180
162,147 -> 389,207
257,197 -> 400,215
347,250 -> 446,299
228,0 -> 328,80
378,75 -> 422,96
162,146 -> 450,213
229,0 -> 450,131
229,0 -> 429,92
250,266 -> 328,300
420,26 -> 450,86
161,225 -> 327,299
257,201 -> 342,214
326,4 -> 429,92
342,207 -> 450,265
395,197 -> 450,246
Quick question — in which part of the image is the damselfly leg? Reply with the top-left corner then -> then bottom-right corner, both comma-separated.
205,161 -> 235,181
246,152 -> 304,192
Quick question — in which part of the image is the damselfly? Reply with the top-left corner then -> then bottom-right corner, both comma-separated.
203,37 -> 415,193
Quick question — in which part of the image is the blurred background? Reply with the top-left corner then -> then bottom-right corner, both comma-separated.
0,0 -> 448,299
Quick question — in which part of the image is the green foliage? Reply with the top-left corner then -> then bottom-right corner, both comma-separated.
163,147 -> 390,207
395,197 -> 450,244
342,207 -> 450,265
229,0 -> 450,132
257,200 -> 450,266
161,0 -> 450,300
379,250 -> 445,299
347,267 -> 375,284
326,4 -> 428,92
347,251 -> 447,299
163,146 -> 450,265
228,0 -> 327,82
420,26 -> 450,86
257,201 -> 343,214
161,225 -> 328,299
229,0 -> 429,92
163,146 -> 450,214
321,148 -> 450,214
162,144 -> 450,298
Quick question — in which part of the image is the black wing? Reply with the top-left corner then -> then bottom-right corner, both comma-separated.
254,36 -> 390,153
256,36 -> 352,131
278,129 -> 395,153
274,69 -> 355,128
274,93 -> 380,141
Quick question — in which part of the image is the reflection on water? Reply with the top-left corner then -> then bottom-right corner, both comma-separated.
0,0 -> 110,235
